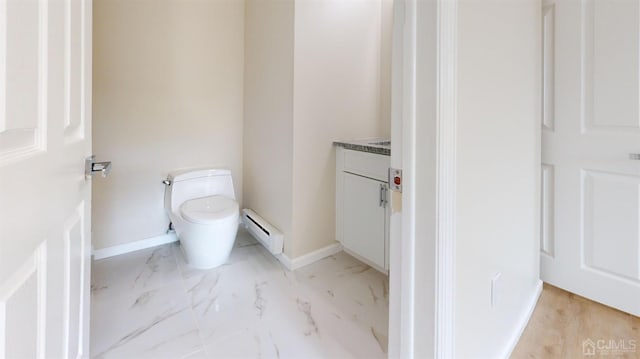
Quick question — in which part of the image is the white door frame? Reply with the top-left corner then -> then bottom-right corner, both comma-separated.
388,0 -> 458,357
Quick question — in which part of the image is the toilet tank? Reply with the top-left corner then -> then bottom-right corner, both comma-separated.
164,168 -> 236,214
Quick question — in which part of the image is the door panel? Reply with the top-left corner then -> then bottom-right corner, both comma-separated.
0,244 -> 46,358
589,0 -> 639,131
0,0 -> 92,357
342,173 -> 386,269
64,0 -> 86,142
541,0 -> 640,315
63,202 -> 88,358
583,170 -> 640,282
0,0 -> 46,162
540,164 -> 555,257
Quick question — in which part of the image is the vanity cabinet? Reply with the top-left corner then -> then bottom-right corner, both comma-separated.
335,147 -> 390,272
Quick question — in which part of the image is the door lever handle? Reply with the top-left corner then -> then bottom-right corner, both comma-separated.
85,155 -> 112,179
630,153 -> 640,160
92,162 -> 112,177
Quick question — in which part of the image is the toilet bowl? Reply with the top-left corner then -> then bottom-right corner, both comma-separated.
164,168 -> 239,269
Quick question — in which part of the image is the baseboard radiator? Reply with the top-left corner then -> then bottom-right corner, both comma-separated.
242,209 -> 284,255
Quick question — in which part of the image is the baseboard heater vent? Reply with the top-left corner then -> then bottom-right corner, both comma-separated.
242,209 -> 284,255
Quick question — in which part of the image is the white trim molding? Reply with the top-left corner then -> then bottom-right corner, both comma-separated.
93,232 -> 342,272
388,0 -> 458,357
276,242 -> 343,271
435,0 -> 458,357
92,233 -> 178,260
398,0 -> 416,356
501,280 -> 543,359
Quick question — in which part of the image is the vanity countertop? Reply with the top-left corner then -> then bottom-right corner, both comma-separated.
333,138 -> 391,156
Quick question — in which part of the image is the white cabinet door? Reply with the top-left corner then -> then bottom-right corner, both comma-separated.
342,173 -> 386,269
0,0 -> 93,357
541,0 -> 640,315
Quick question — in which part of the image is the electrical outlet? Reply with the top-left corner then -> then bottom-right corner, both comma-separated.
491,272 -> 502,308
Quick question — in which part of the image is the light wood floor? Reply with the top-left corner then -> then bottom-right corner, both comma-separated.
511,284 -> 639,358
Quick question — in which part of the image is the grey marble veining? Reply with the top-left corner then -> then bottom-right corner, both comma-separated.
91,280 -> 200,359
91,229 -> 389,358
92,244 -> 182,299
333,138 -> 391,156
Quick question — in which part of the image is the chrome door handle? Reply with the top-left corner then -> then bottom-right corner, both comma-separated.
630,153 -> 640,160
85,155 -> 112,178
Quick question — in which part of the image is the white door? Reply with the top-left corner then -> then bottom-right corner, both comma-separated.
342,173 -> 387,269
541,0 -> 640,315
0,0 -> 93,357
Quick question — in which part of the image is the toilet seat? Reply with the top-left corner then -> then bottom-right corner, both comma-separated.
180,195 -> 239,224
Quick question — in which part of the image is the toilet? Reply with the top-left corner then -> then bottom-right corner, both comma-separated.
164,168 -> 239,269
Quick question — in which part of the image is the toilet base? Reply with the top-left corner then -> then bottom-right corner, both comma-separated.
176,215 -> 239,269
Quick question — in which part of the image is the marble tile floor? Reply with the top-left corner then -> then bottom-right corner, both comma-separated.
90,229 -> 389,358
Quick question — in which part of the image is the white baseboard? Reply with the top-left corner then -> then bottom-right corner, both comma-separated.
276,242 -> 343,271
342,247 -> 387,274
276,253 -> 293,270
501,279 -> 543,359
93,232 -> 342,271
92,233 -> 178,260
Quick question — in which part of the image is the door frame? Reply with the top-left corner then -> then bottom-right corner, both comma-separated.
387,0 -> 458,357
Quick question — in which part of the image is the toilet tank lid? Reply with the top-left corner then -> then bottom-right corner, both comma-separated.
168,168 -> 231,182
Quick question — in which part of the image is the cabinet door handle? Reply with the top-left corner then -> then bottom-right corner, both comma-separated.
380,183 -> 387,208
385,185 -> 389,207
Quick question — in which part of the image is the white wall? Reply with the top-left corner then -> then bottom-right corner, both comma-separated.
455,0 -> 541,357
243,0 -> 391,258
92,0 -> 245,250
291,0 -> 390,257
243,0 -> 295,256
